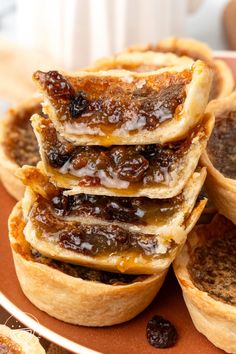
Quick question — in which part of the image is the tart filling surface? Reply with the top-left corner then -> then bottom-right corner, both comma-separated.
188,215 -> 236,306
32,113 -> 213,197
207,110 -> 236,179
0,335 -> 23,354
3,102 -> 41,167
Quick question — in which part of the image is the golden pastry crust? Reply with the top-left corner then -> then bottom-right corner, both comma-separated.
32,113 -> 214,199
87,51 -> 193,72
125,37 -> 234,100
173,215 -> 236,354
0,324 -> 45,354
0,96 -> 41,200
9,202 -> 166,326
33,61 -> 212,146
201,91 -> 236,224
20,168 -> 206,274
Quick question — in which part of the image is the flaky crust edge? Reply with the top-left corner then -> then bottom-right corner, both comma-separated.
173,221 -> 236,354
9,202 -> 167,326
200,91 -> 236,224
0,96 -> 41,200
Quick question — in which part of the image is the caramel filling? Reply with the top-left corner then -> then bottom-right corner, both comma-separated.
3,104 -> 40,167
0,335 -> 23,354
11,211 -> 146,285
189,216 -> 236,305
207,110 -> 236,179
29,197 -> 176,257
38,117 -> 196,191
33,70 -> 191,136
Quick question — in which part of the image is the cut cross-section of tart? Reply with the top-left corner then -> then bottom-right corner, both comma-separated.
87,51 -> 193,72
33,61 -> 212,146
174,214 -> 236,354
8,202 -> 167,326
0,324 -> 45,354
18,166 -> 207,274
201,91 -> 236,224
32,112 -> 214,198
125,37 -> 234,101
0,96 -> 41,200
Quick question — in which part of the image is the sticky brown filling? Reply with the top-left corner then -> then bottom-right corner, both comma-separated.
3,104 -> 41,167
189,216 -> 236,306
29,197 -> 176,257
33,70 -> 191,135
11,211 -> 146,284
207,110 -> 236,179
38,117 -> 193,189
0,335 -> 23,354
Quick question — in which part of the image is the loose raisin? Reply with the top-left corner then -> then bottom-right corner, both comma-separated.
146,315 -> 177,348
47,149 -> 70,168
69,91 -> 88,117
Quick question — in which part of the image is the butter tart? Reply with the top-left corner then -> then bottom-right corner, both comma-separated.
174,214 -> 236,354
201,91 -> 236,224
9,202 -> 166,326
125,37 -> 234,101
18,166 -> 206,274
0,96 -> 41,200
33,61 -> 212,146
0,324 -> 45,354
32,113 -> 214,198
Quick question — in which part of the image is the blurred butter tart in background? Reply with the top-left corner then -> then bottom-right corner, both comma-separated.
0,96 -> 41,200
201,91 -> 236,224
174,214 -> 236,353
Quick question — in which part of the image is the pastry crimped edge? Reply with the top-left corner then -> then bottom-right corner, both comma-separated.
9,202 -> 167,327
21,169 -> 207,274
124,37 -> 234,100
0,324 -> 45,354
0,96 -> 41,200
173,216 -> 236,354
87,51 -> 193,71
34,61 -> 212,145
32,112 -> 214,199
201,91 -> 236,224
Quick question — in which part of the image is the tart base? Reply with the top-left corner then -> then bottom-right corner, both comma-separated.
9,202 -> 167,327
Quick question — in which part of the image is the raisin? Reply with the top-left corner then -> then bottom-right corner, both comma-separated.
79,176 -> 101,186
47,149 -> 70,168
35,70 -> 74,100
105,200 -> 140,223
146,315 -> 177,348
69,91 -> 88,117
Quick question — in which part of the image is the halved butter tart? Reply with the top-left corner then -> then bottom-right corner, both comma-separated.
33,61 -> 212,146
201,91 -> 236,224
0,96 -> 41,200
32,112 -> 214,199
18,166 -> 207,274
174,214 -> 236,354
8,202 -> 166,326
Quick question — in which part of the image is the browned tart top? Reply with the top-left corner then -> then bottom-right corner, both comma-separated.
207,110 -> 236,179
188,215 -> 236,306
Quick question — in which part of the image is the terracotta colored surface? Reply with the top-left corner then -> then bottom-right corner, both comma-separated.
1,54 -> 235,354
0,183 -> 223,354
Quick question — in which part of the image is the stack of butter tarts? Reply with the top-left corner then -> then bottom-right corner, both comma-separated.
7,52 -> 215,327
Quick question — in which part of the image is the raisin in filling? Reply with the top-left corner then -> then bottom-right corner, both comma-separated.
31,249 -> 144,284
30,198 -> 172,257
34,70 -> 191,133
4,104 -> 41,167
51,192 -> 183,226
207,111 -> 236,179
39,118 -> 192,188
189,218 -> 236,305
